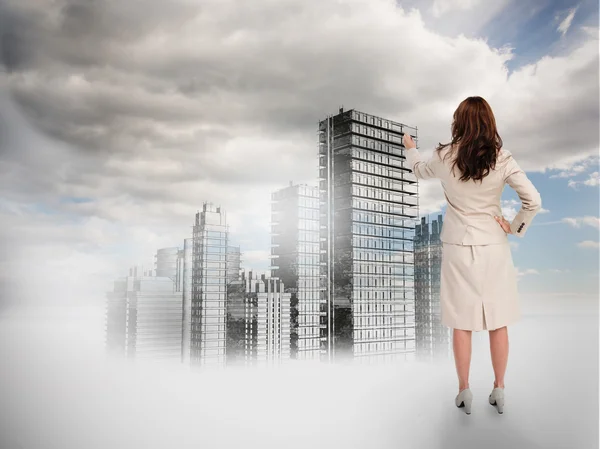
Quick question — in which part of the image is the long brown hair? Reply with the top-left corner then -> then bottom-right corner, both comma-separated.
437,96 -> 503,182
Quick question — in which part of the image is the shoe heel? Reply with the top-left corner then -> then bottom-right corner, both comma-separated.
489,388 -> 505,414
495,397 -> 504,414
456,389 -> 473,415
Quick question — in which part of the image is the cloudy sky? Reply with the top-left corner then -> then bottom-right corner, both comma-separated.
0,0 -> 598,307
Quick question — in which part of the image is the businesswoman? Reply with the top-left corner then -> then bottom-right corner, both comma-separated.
402,96 -> 542,415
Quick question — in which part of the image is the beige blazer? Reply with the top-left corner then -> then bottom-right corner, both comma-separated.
406,145 -> 542,245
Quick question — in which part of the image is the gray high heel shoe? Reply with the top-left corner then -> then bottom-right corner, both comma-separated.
489,387 -> 505,414
455,388 -> 473,414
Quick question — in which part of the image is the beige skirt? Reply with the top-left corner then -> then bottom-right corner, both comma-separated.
440,242 -> 520,331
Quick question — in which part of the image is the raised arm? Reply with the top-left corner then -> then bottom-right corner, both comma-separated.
405,147 -> 441,180
504,155 -> 542,237
403,134 -> 440,180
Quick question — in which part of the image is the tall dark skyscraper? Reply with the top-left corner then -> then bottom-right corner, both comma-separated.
414,215 -> 452,359
271,183 -> 321,362
318,108 -> 420,363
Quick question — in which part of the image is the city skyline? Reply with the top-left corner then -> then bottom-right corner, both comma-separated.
98,93 -> 593,365
104,107 -> 452,366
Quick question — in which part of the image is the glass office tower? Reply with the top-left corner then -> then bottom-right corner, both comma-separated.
318,108 -> 419,364
186,203 -> 228,367
271,184 -> 321,362
414,215 -> 452,359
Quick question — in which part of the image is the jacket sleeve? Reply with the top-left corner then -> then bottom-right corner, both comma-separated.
405,147 -> 440,180
504,155 -> 542,237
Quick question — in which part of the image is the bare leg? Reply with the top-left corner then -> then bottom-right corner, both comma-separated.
453,329 -> 472,392
489,326 -> 508,388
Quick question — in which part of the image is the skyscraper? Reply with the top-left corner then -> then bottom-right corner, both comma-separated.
226,270 -> 291,367
184,203 -> 228,367
271,183 -> 321,362
155,247 -> 179,280
226,270 -> 256,367
105,263 -> 183,361
414,215 -> 452,359
318,108 -> 419,364
250,273 -> 292,365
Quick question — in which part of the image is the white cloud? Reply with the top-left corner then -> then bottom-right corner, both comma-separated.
516,268 -> 540,277
500,199 -> 549,221
549,156 -> 597,179
583,171 -> 600,186
549,268 -> 571,274
431,0 -> 482,17
577,240 -> 600,249
557,7 -> 579,37
5,302 -> 594,449
413,0 -> 517,41
562,216 -> 600,229
501,199 -> 519,221
567,170 -> 600,189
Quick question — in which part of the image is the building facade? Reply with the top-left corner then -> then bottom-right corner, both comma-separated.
250,273 -> 292,365
226,270 -> 291,367
414,215 -> 452,359
185,203 -> 229,368
226,246 -> 242,284
271,183 -> 321,362
155,247 -> 179,280
105,265 -> 183,361
225,271 -> 256,367
318,108 -> 419,364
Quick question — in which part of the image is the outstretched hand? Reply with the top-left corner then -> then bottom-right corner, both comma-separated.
494,216 -> 512,234
403,133 -> 416,149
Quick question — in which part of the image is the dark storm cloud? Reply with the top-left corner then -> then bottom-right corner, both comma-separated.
0,0 -> 412,159
1,0 -> 598,170
0,3 -> 44,72
0,0 -> 597,205
0,0 -> 201,68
